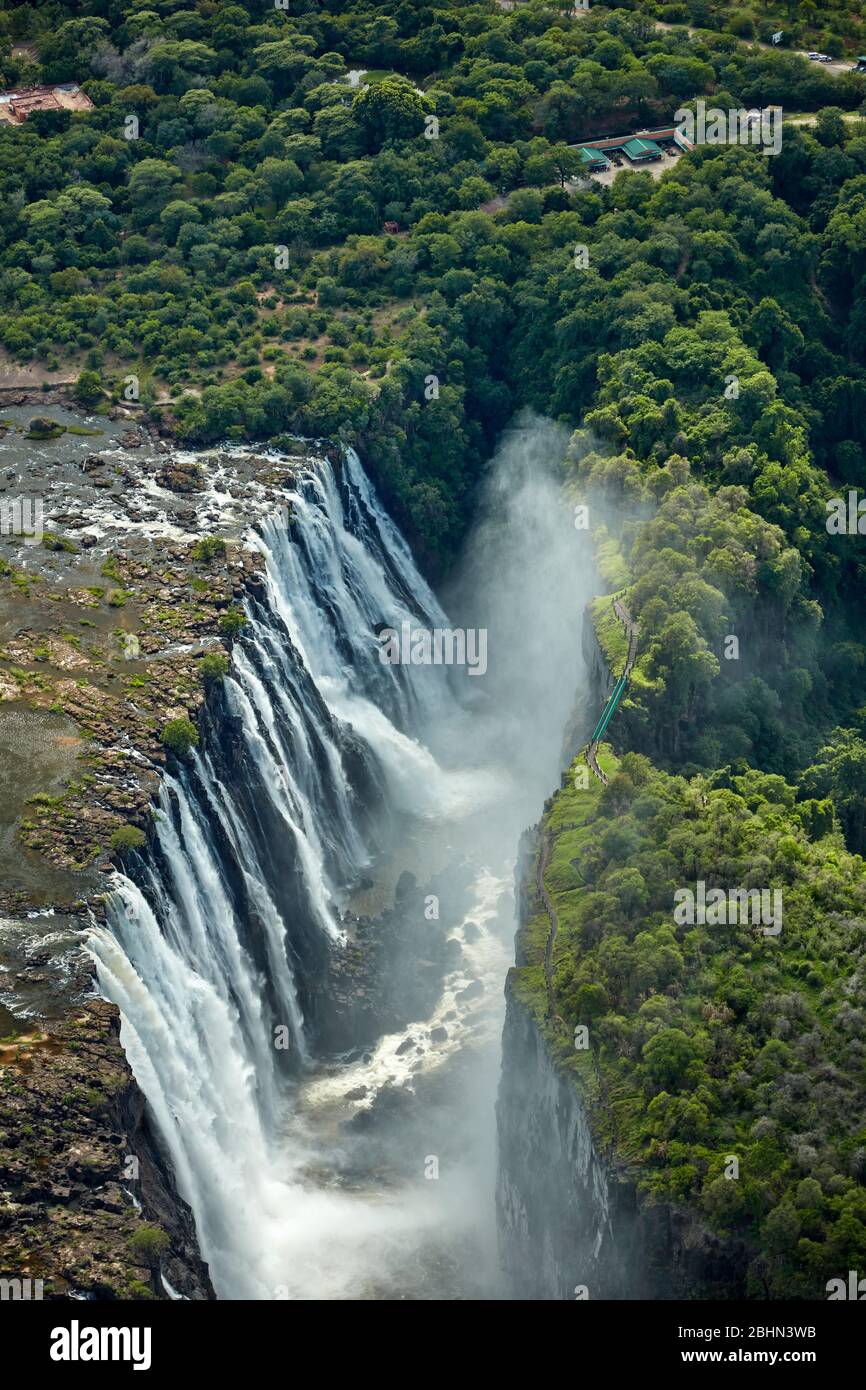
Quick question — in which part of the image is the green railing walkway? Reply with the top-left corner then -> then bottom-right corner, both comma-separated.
590,672 -> 627,744
536,597 -> 640,1040
585,596 -> 639,785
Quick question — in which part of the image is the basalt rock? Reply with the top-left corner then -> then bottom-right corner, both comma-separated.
320,859 -> 476,1055
156,462 -> 204,494
0,999 -> 214,1300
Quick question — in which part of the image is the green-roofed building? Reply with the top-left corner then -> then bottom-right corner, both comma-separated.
621,137 -> 662,162
578,145 -> 611,171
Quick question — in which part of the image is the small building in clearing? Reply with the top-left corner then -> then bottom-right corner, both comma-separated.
578,145 -> 611,172
621,137 -> 663,163
0,83 -> 93,125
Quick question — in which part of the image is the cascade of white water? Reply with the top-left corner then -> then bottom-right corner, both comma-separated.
88,449 -> 480,1298
139,775 -> 289,1105
89,431 -> 589,1301
89,881 -> 285,1293
231,627 -> 367,873
258,452 -> 448,730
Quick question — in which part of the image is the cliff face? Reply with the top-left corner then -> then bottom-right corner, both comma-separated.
496,979 -> 619,1300
0,996 -> 213,1300
496,821 -> 623,1299
582,600 -> 613,701
496,980 -> 750,1300
495,632 -> 752,1300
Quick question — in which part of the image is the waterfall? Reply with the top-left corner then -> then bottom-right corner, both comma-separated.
88,448 -> 483,1298
88,423 -> 592,1300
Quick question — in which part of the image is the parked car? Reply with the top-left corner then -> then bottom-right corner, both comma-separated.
806,52 -> 822,60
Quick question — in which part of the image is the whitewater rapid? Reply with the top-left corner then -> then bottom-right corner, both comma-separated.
89,428 -> 589,1299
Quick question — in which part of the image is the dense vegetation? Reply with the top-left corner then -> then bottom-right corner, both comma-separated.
517,749 -> 866,1297
2,0 -> 866,573
648,0 -> 866,61
3,0 -> 866,1295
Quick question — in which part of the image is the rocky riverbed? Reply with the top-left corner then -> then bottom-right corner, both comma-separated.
0,404 -> 324,895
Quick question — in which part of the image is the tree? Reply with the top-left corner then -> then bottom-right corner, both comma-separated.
645,612 -> 720,714
142,40 -> 217,92
801,731 -> 866,853
747,298 -> 805,372
815,107 -> 847,148
572,982 -> 610,1021
128,160 -> 182,224
311,106 -> 360,162
642,1028 -> 703,1090
39,17 -> 110,82
256,157 -> 305,202
353,78 -> 427,149
445,118 -> 486,160
159,200 -> 202,244
550,144 -> 581,188
253,36 -> 318,99
73,370 -> 103,408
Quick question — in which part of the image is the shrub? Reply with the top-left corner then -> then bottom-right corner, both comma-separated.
160,717 -> 199,756
128,1225 -> 170,1264
109,824 -> 146,854
126,1280 -> 156,1300
317,275 -> 342,306
728,11 -> 755,37
199,652 -> 230,684
218,607 -> 246,637
191,536 -> 226,563
73,369 -> 103,408
107,588 -> 127,607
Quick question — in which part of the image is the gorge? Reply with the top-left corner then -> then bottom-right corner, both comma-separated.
4,0 -> 866,1323
79,417 -> 597,1300
4,401 -> 849,1304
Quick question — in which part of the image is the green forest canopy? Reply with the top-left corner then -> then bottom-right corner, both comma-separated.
2,0 -> 866,1291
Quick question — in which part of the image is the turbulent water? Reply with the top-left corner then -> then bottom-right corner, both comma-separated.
89,422 -> 595,1300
